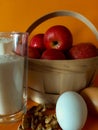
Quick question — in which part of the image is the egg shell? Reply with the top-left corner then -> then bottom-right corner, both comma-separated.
56,91 -> 88,130
80,86 -> 98,116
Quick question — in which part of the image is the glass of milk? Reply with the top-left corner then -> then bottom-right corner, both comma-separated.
0,32 -> 28,123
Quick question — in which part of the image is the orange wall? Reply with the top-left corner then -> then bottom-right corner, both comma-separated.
0,0 -> 98,46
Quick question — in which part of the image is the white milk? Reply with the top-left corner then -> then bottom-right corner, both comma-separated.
0,55 -> 24,115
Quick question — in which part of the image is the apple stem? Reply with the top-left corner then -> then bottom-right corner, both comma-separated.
52,41 -> 58,46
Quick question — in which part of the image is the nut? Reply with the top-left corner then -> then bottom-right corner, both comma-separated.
19,104 -> 61,130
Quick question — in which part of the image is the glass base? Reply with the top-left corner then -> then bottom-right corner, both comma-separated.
0,107 -> 26,123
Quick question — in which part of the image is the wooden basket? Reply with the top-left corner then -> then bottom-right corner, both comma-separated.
26,10 -> 98,104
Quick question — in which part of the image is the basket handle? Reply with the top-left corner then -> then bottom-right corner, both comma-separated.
26,10 -> 98,40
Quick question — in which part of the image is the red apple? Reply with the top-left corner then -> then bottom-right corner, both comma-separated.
28,47 -> 41,59
96,48 -> 98,56
41,49 -> 66,60
15,44 -> 21,55
69,42 -> 97,59
15,44 -> 27,56
44,25 -> 73,51
29,33 -> 45,53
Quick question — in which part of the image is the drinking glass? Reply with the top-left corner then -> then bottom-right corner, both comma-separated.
0,32 -> 28,123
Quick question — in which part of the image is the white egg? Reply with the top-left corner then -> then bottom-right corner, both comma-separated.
56,91 -> 88,130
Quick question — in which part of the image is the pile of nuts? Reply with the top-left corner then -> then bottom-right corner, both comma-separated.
18,104 -> 61,130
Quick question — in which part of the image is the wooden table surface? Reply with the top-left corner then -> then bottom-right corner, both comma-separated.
0,99 -> 98,130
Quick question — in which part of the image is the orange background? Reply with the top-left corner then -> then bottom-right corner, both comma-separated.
0,0 -> 98,46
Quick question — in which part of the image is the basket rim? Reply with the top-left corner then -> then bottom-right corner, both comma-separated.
28,55 -> 98,62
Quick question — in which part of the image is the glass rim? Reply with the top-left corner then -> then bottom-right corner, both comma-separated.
0,31 -> 28,35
